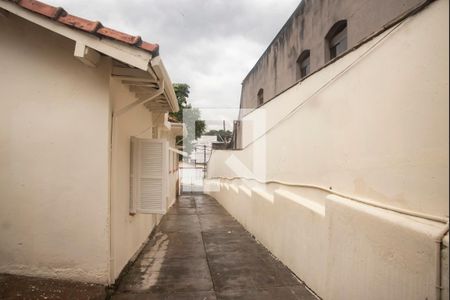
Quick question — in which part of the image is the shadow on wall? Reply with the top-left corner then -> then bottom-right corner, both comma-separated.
206,1 -> 449,299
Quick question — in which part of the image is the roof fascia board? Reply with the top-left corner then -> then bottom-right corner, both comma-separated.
0,0 -> 152,70
150,57 -> 179,112
170,123 -> 187,136
1,0 -> 181,113
162,114 -> 186,135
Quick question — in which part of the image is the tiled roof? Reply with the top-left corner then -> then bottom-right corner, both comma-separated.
8,0 -> 159,56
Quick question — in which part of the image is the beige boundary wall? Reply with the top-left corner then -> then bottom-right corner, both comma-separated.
0,13 -> 179,284
206,1 -> 449,299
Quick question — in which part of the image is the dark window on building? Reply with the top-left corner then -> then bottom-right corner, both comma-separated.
257,89 -> 264,106
326,20 -> 348,61
297,50 -> 311,80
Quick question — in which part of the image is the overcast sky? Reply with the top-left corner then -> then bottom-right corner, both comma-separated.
45,0 -> 300,130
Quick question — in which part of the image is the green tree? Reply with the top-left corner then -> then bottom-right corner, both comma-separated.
170,83 -> 190,123
170,83 -> 206,154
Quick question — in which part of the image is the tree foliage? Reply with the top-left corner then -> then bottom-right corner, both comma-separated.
170,83 -> 206,154
170,83 -> 190,123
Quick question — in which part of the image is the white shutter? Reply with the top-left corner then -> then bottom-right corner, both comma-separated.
130,137 -> 168,214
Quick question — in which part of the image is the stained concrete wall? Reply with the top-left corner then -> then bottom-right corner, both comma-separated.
0,14 -> 111,283
240,0 -> 426,114
207,1 -> 449,298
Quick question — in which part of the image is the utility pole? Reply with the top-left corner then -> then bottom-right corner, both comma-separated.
223,120 -> 226,131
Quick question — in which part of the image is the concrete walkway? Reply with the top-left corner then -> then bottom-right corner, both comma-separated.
0,273 -> 106,300
112,194 -> 317,300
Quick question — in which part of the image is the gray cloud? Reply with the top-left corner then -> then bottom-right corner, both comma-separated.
45,0 -> 300,129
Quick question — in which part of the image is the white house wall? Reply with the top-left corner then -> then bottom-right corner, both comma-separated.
206,1 -> 449,299
159,129 -> 179,209
0,14 -> 111,283
109,79 -> 178,282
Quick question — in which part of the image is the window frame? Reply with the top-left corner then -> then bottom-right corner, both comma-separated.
257,88 -> 264,107
130,138 -> 168,215
325,20 -> 348,61
297,50 -> 311,80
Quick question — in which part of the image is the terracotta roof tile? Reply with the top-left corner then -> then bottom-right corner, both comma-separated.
97,27 -> 142,45
140,41 -> 160,55
10,0 -> 160,56
57,14 -> 102,33
15,0 -> 65,19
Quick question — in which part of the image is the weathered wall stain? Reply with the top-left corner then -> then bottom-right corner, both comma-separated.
239,0 -> 426,112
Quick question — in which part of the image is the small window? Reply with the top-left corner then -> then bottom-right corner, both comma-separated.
326,20 -> 348,61
297,50 -> 310,80
130,138 -> 168,215
257,89 -> 264,106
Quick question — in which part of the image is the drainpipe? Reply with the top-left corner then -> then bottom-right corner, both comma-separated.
108,78 -> 165,284
436,222 -> 449,300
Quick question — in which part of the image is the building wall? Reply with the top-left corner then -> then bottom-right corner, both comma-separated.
443,234 -> 450,300
207,1 -> 449,298
109,80 -> 179,282
160,128 -> 180,208
240,0 -> 426,114
0,14 -> 111,283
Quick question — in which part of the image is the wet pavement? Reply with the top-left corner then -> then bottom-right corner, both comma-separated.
112,194 -> 317,300
0,273 -> 106,300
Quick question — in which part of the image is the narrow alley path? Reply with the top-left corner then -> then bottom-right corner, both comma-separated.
112,194 -> 317,300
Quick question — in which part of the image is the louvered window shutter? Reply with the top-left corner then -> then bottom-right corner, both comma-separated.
130,137 -> 168,214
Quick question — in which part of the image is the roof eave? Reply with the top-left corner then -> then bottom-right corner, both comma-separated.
150,57 -> 180,113
169,122 -> 187,136
0,0 -> 153,71
2,0 -> 181,114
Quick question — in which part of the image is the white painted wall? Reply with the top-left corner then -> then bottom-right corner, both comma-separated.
211,0 -> 449,218
0,14 -> 111,283
110,80 -> 179,282
0,12 -> 180,285
442,234 -> 449,300
160,128 -> 180,208
207,1 -> 449,299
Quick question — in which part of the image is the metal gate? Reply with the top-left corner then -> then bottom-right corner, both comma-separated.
179,144 -> 212,194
